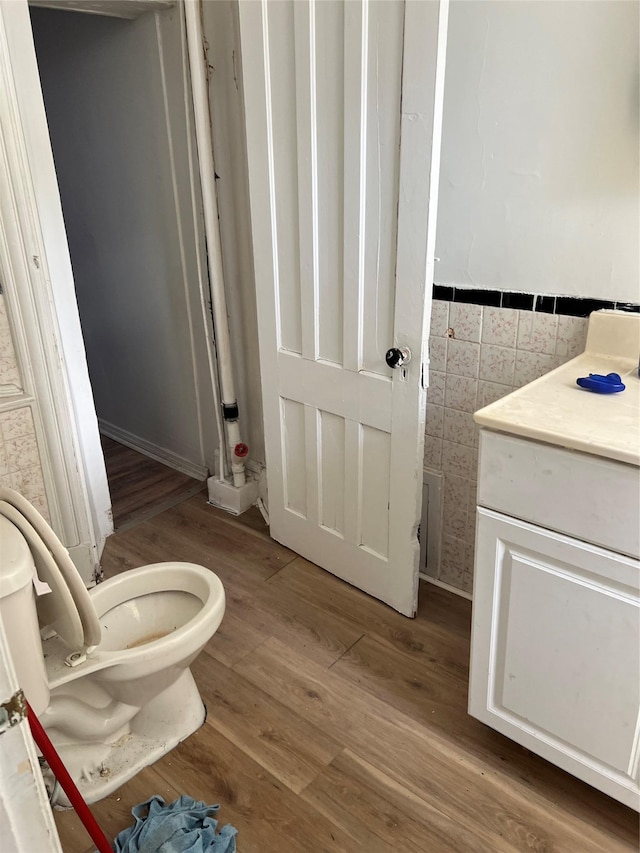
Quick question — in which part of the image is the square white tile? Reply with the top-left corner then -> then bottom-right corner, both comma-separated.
444,375 -> 478,412
428,370 -> 445,406
0,357 -> 21,386
477,379 -> 511,409
479,344 -> 516,385
446,339 -> 480,378
0,328 -> 17,360
0,407 -> 34,442
440,535 -> 468,587
465,505 -> 478,545
443,501 -> 467,540
513,350 -> 558,387
428,336 -> 447,372
443,408 -> 476,447
425,403 -> 444,437
443,473 -> 469,515
0,445 -> 9,477
430,300 -> 450,337
461,566 -> 474,594
423,435 -> 442,469
441,440 -> 474,479
0,296 -> 9,329
481,306 -> 518,347
449,302 -> 482,343
555,315 -> 588,357
5,435 -> 40,474
517,311 -> 558,354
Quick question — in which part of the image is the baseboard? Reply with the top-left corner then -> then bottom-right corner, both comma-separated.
98,419 -> 208,481
419,573 -> 473,601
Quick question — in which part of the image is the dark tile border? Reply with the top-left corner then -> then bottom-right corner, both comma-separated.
433,285 -> 639,317
433,285 -> 454,302
501,291 -> 534,311
452,287 -> 501,307
535,295 -> 556,314
555,296 -> 616,317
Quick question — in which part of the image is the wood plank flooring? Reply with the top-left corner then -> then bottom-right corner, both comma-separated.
53,495 -> 639,853
100,435 -> 205,530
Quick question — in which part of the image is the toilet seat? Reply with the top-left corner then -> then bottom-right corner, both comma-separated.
0,490 -> 100,651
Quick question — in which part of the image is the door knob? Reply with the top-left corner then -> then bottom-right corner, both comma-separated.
385,347 -> 412,369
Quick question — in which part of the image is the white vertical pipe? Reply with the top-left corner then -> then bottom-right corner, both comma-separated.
175,9 -> 227,481
184,0 -> 246,487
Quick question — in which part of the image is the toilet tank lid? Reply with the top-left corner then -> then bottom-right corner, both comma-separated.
0,515 -> 36,597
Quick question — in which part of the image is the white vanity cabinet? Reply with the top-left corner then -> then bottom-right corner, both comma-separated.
470,429 -> 640,810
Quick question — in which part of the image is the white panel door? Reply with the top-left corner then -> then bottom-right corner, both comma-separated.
239,0 -> 448,615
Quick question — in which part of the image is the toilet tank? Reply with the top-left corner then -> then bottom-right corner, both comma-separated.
0,516 -> 49,715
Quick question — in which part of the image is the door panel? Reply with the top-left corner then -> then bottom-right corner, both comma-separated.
239,0 -> 448,615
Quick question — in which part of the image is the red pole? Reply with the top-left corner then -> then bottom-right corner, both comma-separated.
26,700 -> 113,853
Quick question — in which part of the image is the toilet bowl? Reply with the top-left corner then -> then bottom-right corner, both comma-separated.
0,488 -> 225,805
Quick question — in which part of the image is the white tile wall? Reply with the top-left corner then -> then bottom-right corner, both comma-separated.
0,294 -> 21,388
430,299 -> 450,337
556,315 -> 590,358
0,406 -> 50,520
425,403 -> 444,437
443,408 -> 476,447
425,299 -> 588,595
514,350 -> 559,386
517,311 -> 559,354
446,338 -> 480,378
479,343 -> 516,384
444,375 -> 477,412
428,336 -> 447,372
449,302 -> 482,342
429,370 -> 446,406
423,434 -> 442,469
0,296 -> 50,520
481,306 -> 518,348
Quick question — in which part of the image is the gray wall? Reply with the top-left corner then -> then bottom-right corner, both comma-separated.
31,5 -> 219,475
435,0 -> 639,301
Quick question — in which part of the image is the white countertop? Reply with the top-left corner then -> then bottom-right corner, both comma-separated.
474,311 -> 640,466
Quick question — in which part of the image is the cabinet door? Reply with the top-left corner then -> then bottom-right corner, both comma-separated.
469,508 -> 640,810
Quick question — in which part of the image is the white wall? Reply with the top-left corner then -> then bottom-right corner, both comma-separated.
30,6 -> 219,475
435,0 -> 639,302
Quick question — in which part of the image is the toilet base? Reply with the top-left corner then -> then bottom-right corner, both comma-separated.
52,669 -> 205,806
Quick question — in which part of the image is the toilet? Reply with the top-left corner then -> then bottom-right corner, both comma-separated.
0,487 -> 225,805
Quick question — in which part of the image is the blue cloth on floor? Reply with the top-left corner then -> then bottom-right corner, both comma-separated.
113,795 -> 237,853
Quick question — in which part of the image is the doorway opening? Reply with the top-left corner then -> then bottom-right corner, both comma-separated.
28,4 -> 218,527
100,436 -> 204,530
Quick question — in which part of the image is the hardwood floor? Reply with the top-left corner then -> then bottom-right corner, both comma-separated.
100,435 -> 205,530
54,495 -> 639,853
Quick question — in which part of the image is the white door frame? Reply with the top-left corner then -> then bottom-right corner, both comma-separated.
0,0 -> 108,581
0,0 -> 228,579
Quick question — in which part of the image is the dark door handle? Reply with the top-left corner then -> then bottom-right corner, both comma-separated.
385,347 -> 412,369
